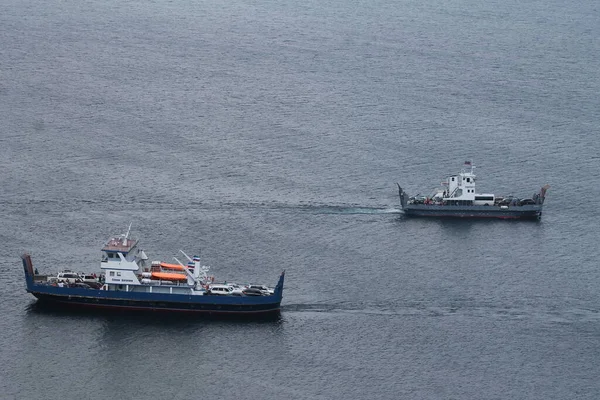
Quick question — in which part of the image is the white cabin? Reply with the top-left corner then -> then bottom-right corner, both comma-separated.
442,162 -> 495,206
100,234 -> 147,286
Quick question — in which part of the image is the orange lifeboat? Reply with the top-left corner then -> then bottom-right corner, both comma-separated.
160,262 -> 186,271
151,272 -> 187,281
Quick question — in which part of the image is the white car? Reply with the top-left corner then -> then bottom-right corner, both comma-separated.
207,284 -> 243,296
80,274 -> 98,284
55,271 -> 82,283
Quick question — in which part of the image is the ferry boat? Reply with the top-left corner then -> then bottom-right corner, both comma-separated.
22,227 -> 285,316
397,161 -> 550,220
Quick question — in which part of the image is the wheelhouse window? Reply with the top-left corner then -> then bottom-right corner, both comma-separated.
109,271 -> 115,276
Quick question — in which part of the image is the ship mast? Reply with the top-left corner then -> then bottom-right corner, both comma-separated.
177,249 -> 207,286
461,160 -> 475,175
123,222 -> 132,246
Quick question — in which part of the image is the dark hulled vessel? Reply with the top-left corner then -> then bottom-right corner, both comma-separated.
397,162 -> 549,220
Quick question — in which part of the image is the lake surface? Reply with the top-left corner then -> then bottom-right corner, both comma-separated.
1,0 -> 599,398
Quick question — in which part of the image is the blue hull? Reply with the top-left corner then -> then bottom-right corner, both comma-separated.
28,289 -> 282,315
22,256 -> 284,317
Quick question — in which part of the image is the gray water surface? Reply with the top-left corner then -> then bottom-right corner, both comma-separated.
1,0 -> 599,398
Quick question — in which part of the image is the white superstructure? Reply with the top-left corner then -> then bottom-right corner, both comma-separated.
98,226 -> 204,294
96,226 -> 274,296
434,161 -> 495,206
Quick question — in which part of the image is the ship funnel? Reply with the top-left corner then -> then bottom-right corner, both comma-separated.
193,254 -> 201,279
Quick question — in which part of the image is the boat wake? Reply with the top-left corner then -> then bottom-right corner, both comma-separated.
282,303 -> 600,323
309,206 -> 403,215
6,197 -> 404,217
217,201 -> 402,215
211,201 -> 403,215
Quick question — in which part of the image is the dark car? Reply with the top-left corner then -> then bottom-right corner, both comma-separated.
69,282 -> 92,289
518,198 -> 536,206
498,197 -> 514,206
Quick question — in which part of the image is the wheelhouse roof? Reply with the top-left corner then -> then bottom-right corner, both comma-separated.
102,237 -> 137,253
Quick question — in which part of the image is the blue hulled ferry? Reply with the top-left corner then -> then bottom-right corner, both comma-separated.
22,227 -> 284,316
397,161 -> 550,220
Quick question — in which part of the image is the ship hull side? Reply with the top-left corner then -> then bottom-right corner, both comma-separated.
402,205 -> 543,220
28,286 -> 281,315
30,292 -> 281,315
